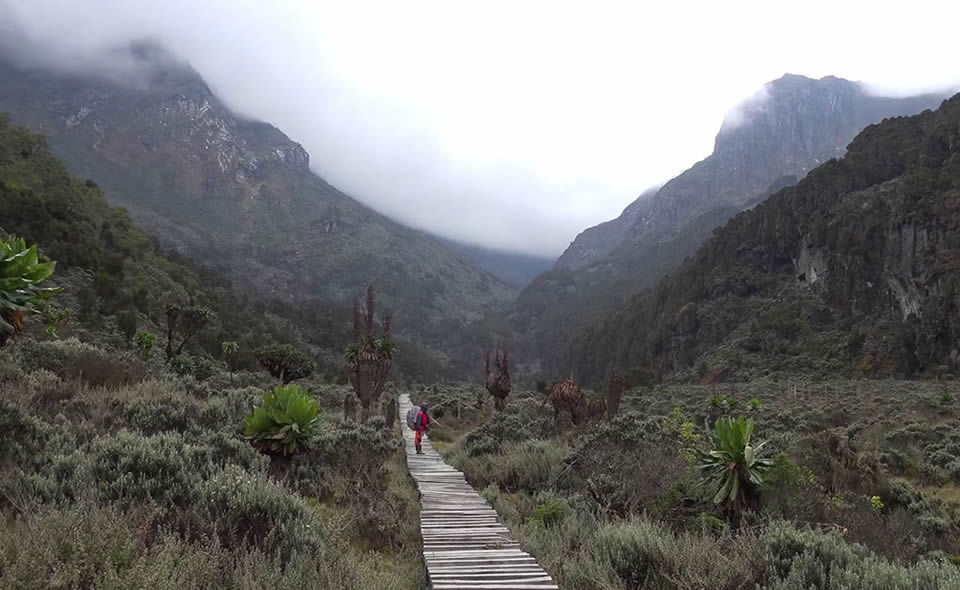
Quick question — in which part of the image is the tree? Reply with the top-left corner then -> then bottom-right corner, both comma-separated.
0,236 -> 62,347
698,416 -> 774,516
345,286 -> 395,419
164,303 -> 214,360
484,347 -> 511,411
255,343 -> 314,384
117,309 -> 138,346
222,340 -> 239,372
605,369 -> 626,421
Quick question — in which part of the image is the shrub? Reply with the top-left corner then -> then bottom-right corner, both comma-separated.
116,390 -> 208,435
461,411 -> 550,457
477,439 -> 568,493
296,420 -> 397,500
135,330 -> 156,360
761,521 -> 960,589
0,504 -> 388,590
559,412 -> 699,517
171,353 -> 217,382
243,384 -> 320,456
22,368 -> 74,414
0,398 -> 47,470
560,516 -> 762,590
192,466 -> 323,559
81,431 -> 211,507
527,497 -> 568,528
0,505 -> 144,588
21,337 -> 146,388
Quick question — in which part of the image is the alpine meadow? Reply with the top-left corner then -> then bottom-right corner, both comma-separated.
3,4 -> 960,590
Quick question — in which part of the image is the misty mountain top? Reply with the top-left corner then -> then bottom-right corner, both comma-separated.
2,1 -> 959,257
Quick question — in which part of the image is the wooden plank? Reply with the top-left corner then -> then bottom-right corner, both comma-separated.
399,394 -> 557,590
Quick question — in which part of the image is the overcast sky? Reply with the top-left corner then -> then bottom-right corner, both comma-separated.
2,1 -> 959,256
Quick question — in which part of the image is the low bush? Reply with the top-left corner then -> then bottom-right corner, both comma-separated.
557,413 -> 700,517
560,516 -> 763,590
0,504 -> 415,590
294,420 -> 397,500
461,410 -> 552,456
760,522 -> 960,589
20,337 -> 147,388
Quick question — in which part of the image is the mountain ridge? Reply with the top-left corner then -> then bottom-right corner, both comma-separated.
560,92 -> 960,383
514,74 -> 947,375
0,45 -> 515,375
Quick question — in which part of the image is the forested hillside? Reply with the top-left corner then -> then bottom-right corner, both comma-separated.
0,46 -> 513,378
562,94 -> 960,384
512,75 -> 945,374
0,115 -> 311,363
0,115 -> 465,381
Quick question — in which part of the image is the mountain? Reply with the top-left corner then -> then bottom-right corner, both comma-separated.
0,45 -> 514,373
513,75 -> 947,371
554,187 -> 657,271
0,113 -> 329,370
623,75 -> 946,247
437,237 -> 553,288
561,92 -> 960,384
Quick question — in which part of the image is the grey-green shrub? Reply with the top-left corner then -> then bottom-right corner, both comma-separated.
20,337 -> 147,387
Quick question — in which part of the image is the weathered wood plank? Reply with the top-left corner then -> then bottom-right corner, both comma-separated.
400,394 -> 557,590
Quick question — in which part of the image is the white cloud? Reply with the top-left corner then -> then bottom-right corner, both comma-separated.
1,0 -> 958,256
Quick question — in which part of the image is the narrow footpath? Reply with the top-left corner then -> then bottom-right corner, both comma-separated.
399,394 -> 559,590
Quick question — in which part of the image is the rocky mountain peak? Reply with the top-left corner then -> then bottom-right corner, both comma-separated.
625,75 -> 945,245
712,74 -> 864,174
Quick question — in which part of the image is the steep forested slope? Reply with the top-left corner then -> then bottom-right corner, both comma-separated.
0,46 -> 513,375
0,114 -> 346,370
515,76 -> 945,370
562,94 -> 960,384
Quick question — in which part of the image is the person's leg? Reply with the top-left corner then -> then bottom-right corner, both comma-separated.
415,429 -> 422,454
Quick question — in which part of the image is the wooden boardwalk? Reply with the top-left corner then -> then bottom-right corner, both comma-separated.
400,394 -> 558,590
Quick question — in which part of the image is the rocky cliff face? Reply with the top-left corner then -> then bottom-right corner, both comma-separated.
514,75 -> 946,370
554,188 -> 655,271
559,75 -> 945,270
561,93 -> 960,382
0,46 -> 514,368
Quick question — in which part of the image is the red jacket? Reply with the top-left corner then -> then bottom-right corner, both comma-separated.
415,410 -> 430,431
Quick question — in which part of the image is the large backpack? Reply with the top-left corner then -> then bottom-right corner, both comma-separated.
405,406 -> 420,429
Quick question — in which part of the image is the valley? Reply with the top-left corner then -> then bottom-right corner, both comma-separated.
2,20 -> 960,590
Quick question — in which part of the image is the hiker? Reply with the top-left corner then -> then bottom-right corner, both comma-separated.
413,403 -> 430,454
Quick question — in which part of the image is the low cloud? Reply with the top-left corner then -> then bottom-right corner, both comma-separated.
719,85 -> 771,133
1,1 -> 959,257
